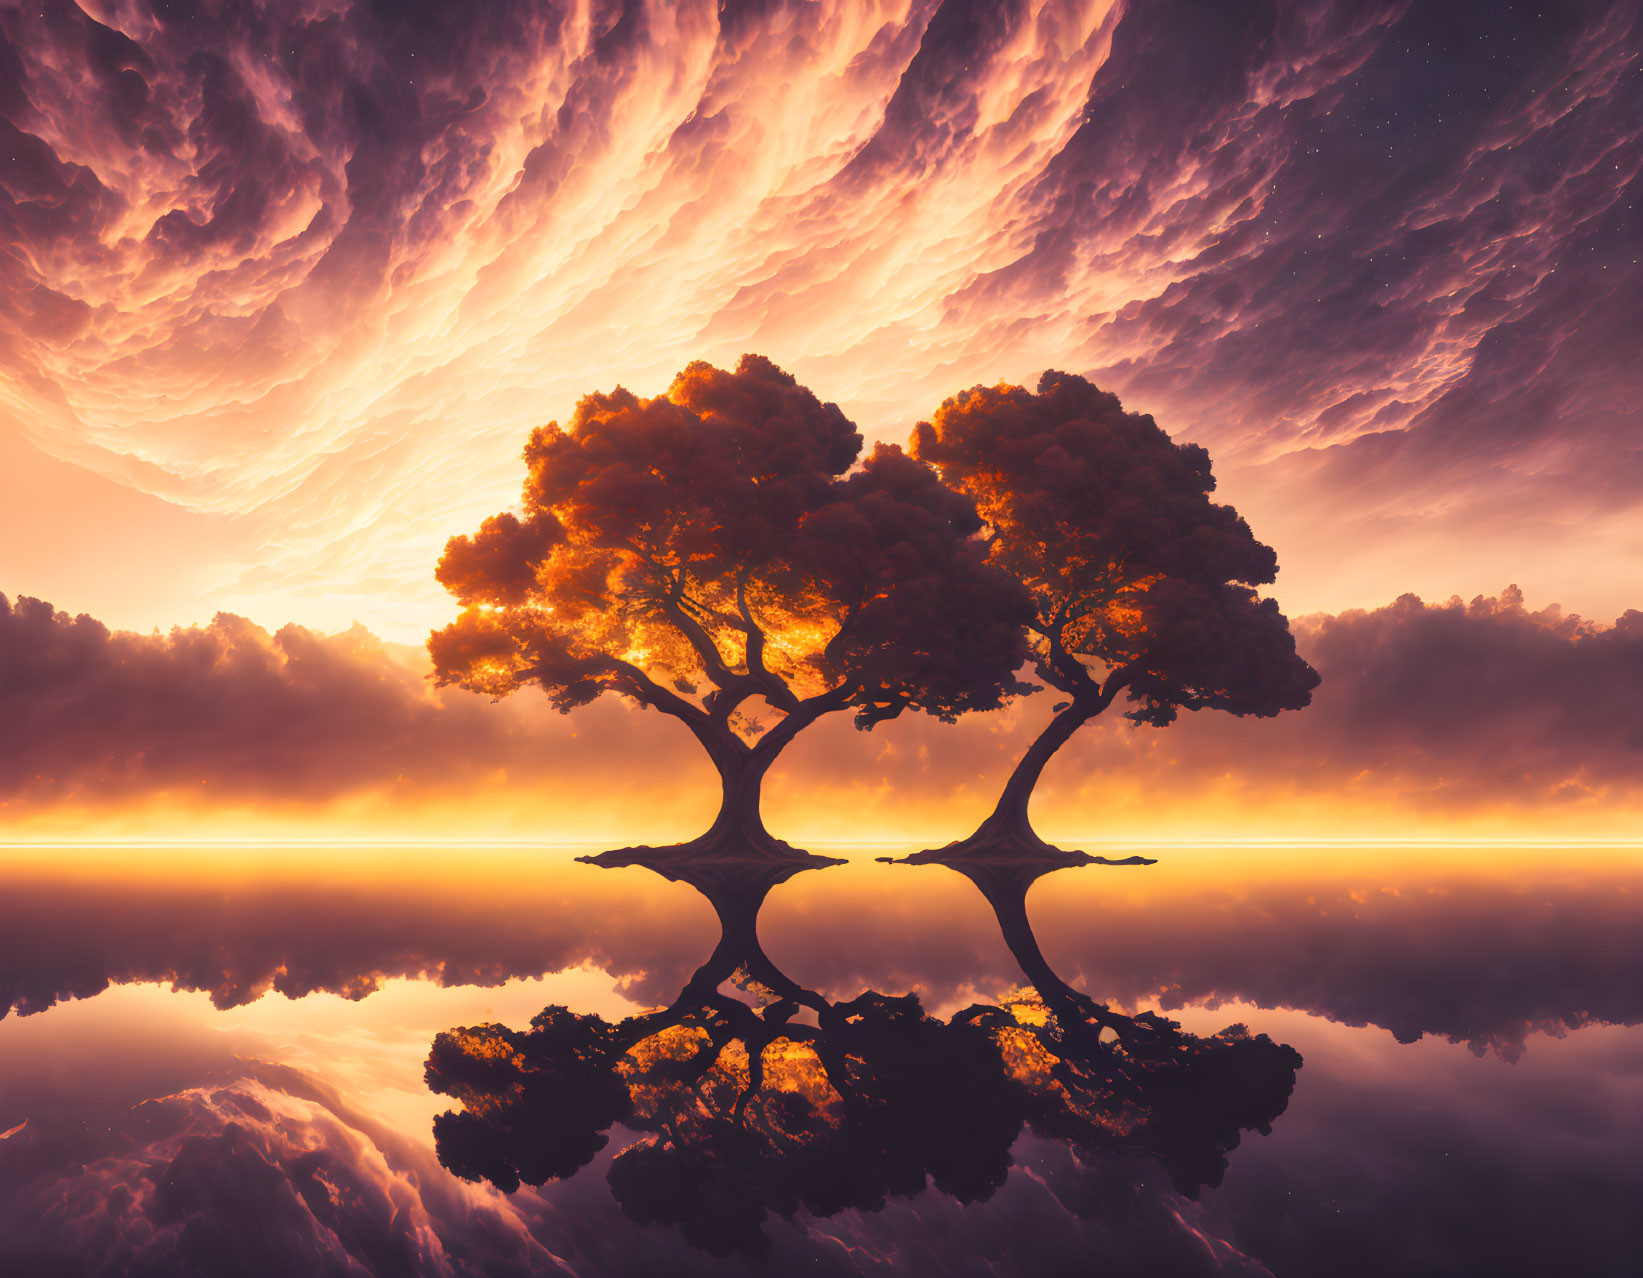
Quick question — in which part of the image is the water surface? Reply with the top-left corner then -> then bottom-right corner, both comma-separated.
2,845 -> 1638,1276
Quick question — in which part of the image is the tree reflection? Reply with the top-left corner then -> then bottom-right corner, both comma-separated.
933,855 -> 1305,1197
425,856 -> 1301,1256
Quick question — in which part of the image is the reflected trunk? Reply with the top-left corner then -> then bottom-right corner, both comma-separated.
581,849 -> 834,1027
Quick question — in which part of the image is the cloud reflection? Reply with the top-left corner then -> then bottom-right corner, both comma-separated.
4,849 -> 1640,1060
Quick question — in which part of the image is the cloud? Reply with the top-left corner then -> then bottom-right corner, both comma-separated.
1125,585 -> 1643,808
1276,588 -> 1643,796
765,586 -> 1643,837
5,1005 -> 1637,1276
0,1067 -> 554,1278
0,857 -> 718,1022
1201,1013 -> 1643,1278
4,582 -> 1642,831
751,858 -> 1643,1061
0,590 -> 719,830
2,2 -> 1637,639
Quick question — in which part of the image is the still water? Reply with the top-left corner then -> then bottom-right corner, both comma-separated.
2,845 -> 1639,1276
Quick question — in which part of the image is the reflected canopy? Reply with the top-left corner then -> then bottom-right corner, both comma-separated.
425,854 -> 1302,1256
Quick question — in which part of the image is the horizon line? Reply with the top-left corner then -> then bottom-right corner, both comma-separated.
0,838 -> 1640,850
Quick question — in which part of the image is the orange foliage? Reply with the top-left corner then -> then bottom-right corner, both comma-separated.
914,371 -> 1317,727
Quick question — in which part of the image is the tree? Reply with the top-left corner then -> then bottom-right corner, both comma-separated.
903,371 -> 1320,864
429,355 -> 1033,864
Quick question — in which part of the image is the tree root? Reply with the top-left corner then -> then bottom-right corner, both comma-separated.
579,831 -> 845,871
887,827 -> 1156,868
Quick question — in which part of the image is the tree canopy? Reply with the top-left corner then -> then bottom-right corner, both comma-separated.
429,355 -> 1033,861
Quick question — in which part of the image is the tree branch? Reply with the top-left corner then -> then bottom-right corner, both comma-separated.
633,552 -> 742,692
821,595 -> 863,667
597,655 -> 752,768
736,568 -> 800,712
1094,658 -> 1142,711
747,680 -> 857,769
1031,613 -> 1101,697
599,655 -> 711,722
854,690 -> 911,728
704,676 -> 762,723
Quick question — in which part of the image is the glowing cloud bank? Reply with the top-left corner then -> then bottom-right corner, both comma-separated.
5,585 -> 1641,840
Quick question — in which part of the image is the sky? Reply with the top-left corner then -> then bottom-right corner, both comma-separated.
2,0 -> 1641,840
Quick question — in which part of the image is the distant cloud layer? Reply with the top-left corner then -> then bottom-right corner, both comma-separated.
1280,589 -> 1643,800
0,590 -> 715,839
2,1 -> 1638,635
3,585 -> 1640,834
1038,586 -> 1643,813
0,592 -> 538,801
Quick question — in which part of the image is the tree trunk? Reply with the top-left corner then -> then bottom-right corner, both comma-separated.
701,749 -> 782,851
897,690 -> 1154,867
942,859 -> 1167,1047
973,697 -> 1100,844
583,694 -> 849,867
